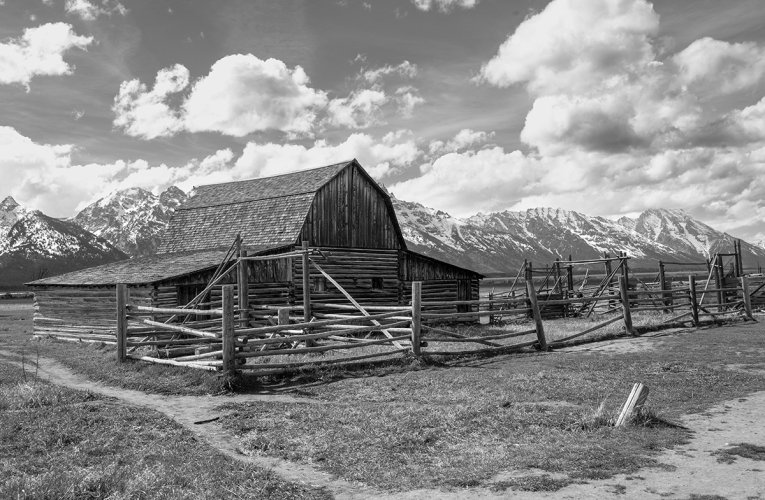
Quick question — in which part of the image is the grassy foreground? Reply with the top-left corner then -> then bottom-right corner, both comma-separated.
0,361 -> 330,499
219,323 -> 765,492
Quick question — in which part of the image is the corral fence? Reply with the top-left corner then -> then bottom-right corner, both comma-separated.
116,255 -> 757,377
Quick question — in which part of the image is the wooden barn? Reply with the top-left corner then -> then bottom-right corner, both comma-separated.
28,160 -> 483,342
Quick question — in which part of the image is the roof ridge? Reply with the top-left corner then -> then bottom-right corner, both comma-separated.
193,159 -> 355,191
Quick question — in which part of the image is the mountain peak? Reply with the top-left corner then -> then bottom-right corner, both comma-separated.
1,196 -> 20,211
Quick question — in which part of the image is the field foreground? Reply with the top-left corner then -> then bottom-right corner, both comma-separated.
1,299 -> 765,498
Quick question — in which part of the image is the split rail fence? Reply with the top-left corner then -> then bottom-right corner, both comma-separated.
116,262 -> 757,377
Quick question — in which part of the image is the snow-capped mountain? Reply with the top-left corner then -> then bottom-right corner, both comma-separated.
392,198 -> 765,273
0,196 -> 126,288
73,186 -> 187,256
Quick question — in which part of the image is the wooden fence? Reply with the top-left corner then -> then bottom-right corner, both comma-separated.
116,273 -> 756,377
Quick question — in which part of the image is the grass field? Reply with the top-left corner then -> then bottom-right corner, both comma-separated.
2,297 -> 765,494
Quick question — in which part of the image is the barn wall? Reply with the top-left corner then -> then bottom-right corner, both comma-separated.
300,164 -> 401,249
33,285 -> 152,341
401,251 -> 479,281
294,247 -> 401,305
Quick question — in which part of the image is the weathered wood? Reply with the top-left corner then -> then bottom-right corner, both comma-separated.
126,354 -> 219,372
616,383 -> 649,426
138,318 -> 218,339
238,249 -> 249,328
548,314 -> 624,346
222,285 -> 236,375
129,305 -> 223,317
411,281 -> 422,356
526,279 -> 548,351
741,277 -> 754,320
116,284 -> 127,363
619,276 -> 635,336
689,275 -> 700,326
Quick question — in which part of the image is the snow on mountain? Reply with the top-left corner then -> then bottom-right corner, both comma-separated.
391,198 -> 765,274
73,186 -> 187,256
0,197 -> 126,287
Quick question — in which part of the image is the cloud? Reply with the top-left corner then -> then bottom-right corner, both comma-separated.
65,0 -> 127,21
114,54 -> 424,138
235,131 -> 421,179
479,0 -> 659,95
411,0 -> 479,13
183,55 -> 328,137
325,89 -> 388,128
673,37 -> 765,96
112,64 -> 189,140
362,61 -> 418,83
428,128 -> 494,156
0,23 -> 93,88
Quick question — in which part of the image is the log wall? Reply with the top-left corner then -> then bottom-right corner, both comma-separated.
33,285 -> 152,341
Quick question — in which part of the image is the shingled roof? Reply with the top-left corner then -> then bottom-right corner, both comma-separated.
158,161 -> 355,254
26,246 -> 285,286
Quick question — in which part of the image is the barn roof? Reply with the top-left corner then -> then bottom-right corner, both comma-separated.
158,160 -> 360,254
26,245 -> 287,286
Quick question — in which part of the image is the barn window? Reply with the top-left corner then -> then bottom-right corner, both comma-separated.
312,277 -> 326,292
372,277 -> 384,289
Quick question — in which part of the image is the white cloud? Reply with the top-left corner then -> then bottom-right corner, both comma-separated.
362,60 -> 418,83
325,89 -> 388,129
112,64 -> 189,140
411,0 -> 479,13
183,55 -> 328,137
479,0 -> 659,95
65,0 -> 127,21
673,37 -> 765,96
428,128 -> 494,156
235,131 -> 420,179
0,23 -> 93,88
114,55 -> 329,138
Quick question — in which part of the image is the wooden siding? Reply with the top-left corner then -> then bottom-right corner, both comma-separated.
33,285 -> 152,340
299,164 -> 402,249
294,247 -> 401,305
401,251 -> 479,281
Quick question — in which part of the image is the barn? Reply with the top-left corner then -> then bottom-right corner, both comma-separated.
28,159 -> 483,342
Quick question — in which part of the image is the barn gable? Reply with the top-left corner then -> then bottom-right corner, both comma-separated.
158,159 -> 406,254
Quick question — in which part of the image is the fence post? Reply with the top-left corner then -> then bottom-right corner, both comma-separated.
619,276 -> 635,335
688,275 -> 700,326
658,261 -> 670,313
411,281 -> 422,356
116,284 -> 127,363
222,285 -> 236,376
742,276 -> 754,321
526,279 -> 548,351
715,254 -> 724,311
238,249 -> 249,328
301,241 -> 316,347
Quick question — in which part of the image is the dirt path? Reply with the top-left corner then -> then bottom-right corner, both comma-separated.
0,349 -> 382,500
3,340 -> 765,499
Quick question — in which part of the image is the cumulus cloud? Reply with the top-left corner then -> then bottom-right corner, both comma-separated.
112,64 -> 189,139
673,37 -> 765,96
65,0 -> 127,21
183,55 -> 328,136
236,131 -> 420,179
479,0 -> 659,94
0,23 -> 93,88
411,0 -> 478,13
325,89 -> 388,129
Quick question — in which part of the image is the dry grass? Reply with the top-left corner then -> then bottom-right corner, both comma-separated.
0,362 -> 330,500
219,322 -> 765,492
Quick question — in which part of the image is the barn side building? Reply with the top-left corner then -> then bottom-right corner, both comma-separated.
28,160 -> 482,341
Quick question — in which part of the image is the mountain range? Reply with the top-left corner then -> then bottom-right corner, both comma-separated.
2,187 -> 764,288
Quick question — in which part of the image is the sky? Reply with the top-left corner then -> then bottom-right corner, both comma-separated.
2,0 -> 765,242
